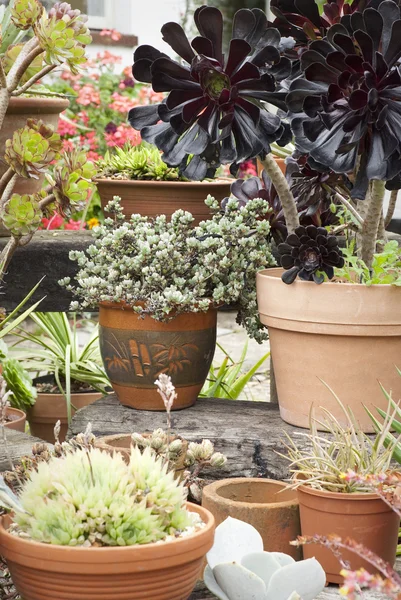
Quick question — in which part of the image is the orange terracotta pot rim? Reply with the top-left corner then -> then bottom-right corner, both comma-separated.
205,478 -> 298,509
296,482 -> 385,501
257,267 -> 399,289
7,96 -> 69,110
0,503 -> 214,560
94,177 -> 232,187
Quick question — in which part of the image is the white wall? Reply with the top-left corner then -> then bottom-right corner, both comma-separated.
131,0 -> 186,55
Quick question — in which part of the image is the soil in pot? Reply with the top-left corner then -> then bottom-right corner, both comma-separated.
95,433 -> 188,479
27,375 -> 103,443
297,483 -> 400,584
3,407 -> 26,433
256,267 -> 401,432
99,304 -> 217,410
96,178 -> 232,225
202,478 -> 301,560
0,97 -> 69,198
0,504 -> 215,600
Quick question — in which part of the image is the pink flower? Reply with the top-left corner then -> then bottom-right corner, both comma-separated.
104,124 -> 141,148
100,29 -> 122,41
75,84 -> 101,106
58,116 -> 77,137
41,213 -> 64,230
108,92 -> 133,114
62,139 -> 75,152
65,219 -> 85,230
137,86 -> 165,105
87,150 -> 101,161
96,50 -> 122,66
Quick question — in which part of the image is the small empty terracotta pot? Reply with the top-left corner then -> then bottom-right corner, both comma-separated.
0,504 -> 215,600
3,407 -> 26,432
202,477 -> 301,560
95,433 -> 188,479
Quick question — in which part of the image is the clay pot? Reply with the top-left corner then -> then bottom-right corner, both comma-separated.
3,407 -> 26,432
0,96 -> 69,197
27,388 -> 103,443
99,303 -> 217,410
95,433 -> 188,479
0,503 -> 215,600
202,478 -> 301,560
95,178 -> 232,225
256,267 -> 401,432
297,483 -> 400,583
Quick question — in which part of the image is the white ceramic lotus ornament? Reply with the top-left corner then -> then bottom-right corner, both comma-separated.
204,517 -> 326,600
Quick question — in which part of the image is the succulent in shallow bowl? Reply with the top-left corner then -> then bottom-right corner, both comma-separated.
204,517 -> 326,600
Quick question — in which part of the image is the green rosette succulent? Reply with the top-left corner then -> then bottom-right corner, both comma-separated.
1,193 -> 42,236
11,0 -> 43,30
97,144 -> 183,182
36,5 -> 91,74
52,150 -> 96,215
14,446 -> 193,546
4,120 -> 62,179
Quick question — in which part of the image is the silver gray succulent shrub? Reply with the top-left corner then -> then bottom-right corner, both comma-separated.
60,196 -> 275,342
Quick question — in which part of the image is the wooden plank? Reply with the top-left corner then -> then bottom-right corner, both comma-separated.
0,427 -> 52,472
0,230 -> 93,312
68,394 -> 316,480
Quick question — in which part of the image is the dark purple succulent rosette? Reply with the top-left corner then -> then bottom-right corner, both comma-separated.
286,1 -> 401,199
278,224 -> 345,284
129,6 -> 292,180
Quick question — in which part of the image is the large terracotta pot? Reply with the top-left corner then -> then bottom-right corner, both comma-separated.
257,157 -> 286,176
256,267 -> 401,431
27,388 -> 103,443
0,97 -> 69,197
95,178 -> 232,225
3,407 -> 26,432
202,478 -> 301,560
0,503 -> 215,600
99,303 -> 217,410
297,484 -> 399,583
95,433 -> 188,479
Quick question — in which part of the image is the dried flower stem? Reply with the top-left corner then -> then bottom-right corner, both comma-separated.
332,188 -> 364,226
259,153 -> 300,234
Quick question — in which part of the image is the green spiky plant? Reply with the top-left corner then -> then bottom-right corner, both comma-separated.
0,0 -> 94,278
97,143 -> 185,182
11,444 -> 195,546
200,342 -> 270,400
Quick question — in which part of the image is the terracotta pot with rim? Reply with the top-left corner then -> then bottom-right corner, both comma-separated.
96,178 -> 232,225
297,483 -> 399,583
0,503 -> 215,600
95,433 -> 188,479
256,267 -> 401,432
99,303 -> 217,410
202,478 -> 301,560
28,376 -> 103,443
3,406 -> 26,432
0,96 -> 69,197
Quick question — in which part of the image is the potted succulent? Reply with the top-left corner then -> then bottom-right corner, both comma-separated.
0,0 -> 95,274
95,142 -> 232,224
0,427 -> 215,600
0,374 -> 27,433
282,395 -> 401,583
203,517 -> 326,600
130,2 -> 401,431
12,312 -> 110,442
61,196 -> 274,410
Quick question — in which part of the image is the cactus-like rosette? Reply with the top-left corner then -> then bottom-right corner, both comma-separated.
4,120 -> 62,179
36,3 -> 91,73
14,446 -> 193,546
1,193 -> 42,236
11,0 -> 43,30
52,150 -> 96,215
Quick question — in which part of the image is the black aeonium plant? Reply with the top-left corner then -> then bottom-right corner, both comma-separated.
278,225 -> 345,284
129,6 -> 292,180
287,1 -> 401,199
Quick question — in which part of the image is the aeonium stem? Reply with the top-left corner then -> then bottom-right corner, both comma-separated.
361,179 -> 386,268
259,153 -> 300,234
